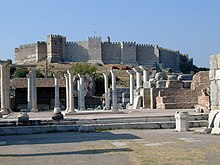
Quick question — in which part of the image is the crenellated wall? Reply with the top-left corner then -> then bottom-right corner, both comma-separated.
101,42 -> 121,64
14,34 -> 192,72
65,41 -> 89,62
36,41 -> 47,62
88,36 -> 102,64
15,43 -> 37,64
121,42 -> 137,65
136,44 -> 159,67
159,47 -> 180,72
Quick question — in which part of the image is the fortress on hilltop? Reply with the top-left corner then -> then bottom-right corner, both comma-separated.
14,34 -> 193,72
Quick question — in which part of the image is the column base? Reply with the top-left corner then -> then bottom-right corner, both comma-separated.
17,112 -> 30,126
52,112 -> 64,120
54,107 -> 61,114
67,109 -> 76,113
112,109 -> 119,112
0,108 -> 10,115
31,108 -> 39,112
64,109 -> 76,116
103,106 -> 110,110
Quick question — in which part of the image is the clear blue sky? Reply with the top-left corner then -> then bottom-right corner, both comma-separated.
0,0 -> 219,68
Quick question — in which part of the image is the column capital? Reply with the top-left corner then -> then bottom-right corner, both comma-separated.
126,70 -> 135,75
139,65 -> 149,71
132,67 -> 142,73
110,69 -> 117,74
67,69 -> 74,75
103,72 -> 109,77
53,73 -> 60,79
78,74 -> 85,78
64,73 -> 68,78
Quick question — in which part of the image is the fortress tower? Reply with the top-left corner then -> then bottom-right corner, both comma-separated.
47,35 -> 66,62
88,36 -> 103,64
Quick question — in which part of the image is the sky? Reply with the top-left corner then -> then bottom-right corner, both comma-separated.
0,0 -> 220,68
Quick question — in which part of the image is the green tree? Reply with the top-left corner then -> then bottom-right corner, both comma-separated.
36,70 -> 45,78
71,63 -> 97,75
14,67 -> 29,78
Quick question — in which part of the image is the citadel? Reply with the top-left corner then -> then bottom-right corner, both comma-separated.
15,34 -> 192,72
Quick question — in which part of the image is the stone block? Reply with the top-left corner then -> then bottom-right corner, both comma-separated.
166,80 -> 183,88
215,70 -> 220,80
208,110 -> 220,128
217,54 -> 220,69
52,112 -> 64,120
175,111 -> 189,132
211,111 -> 220,134
209,70 -> 216,81
167,74 -> 177,80
211,105 -> 218,110
182,81 -> 191,88
177,74 -> 193,81
155,72 -> 166,80
210,81 -> 218,93
210,55 -> 218,70
210,93 -> 218,106
156,80 -> 166,88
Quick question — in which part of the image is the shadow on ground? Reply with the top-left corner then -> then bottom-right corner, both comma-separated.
0,131 -> 141,146
0,148 -> 133,157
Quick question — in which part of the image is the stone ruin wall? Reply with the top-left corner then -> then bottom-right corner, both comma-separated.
15,43 -> 37,64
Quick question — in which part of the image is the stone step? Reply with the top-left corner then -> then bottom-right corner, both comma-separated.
159,96 -> 198,103
157,103 -> 196,109
0,120 -> 208,135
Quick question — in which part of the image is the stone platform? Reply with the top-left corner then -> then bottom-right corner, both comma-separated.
0,109 -> 208,135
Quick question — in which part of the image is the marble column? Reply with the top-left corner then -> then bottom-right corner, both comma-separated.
78,74 -> 85,110
67,70 -> 75,113
126,70 -> 135,105
103,73 -> 110,110
31,67 -> 38,112
0,63 -> 10,115
133,68 -> 142,89
110,70 -> 118,111
53,74 -> 61,112
5,64 -> 10,111
139,66 -> 149,88
26,73 -> 32,112
64,74 -> 69,112
52,74 -> 63,120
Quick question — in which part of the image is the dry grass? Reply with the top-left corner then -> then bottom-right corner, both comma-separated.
78,138 -> 220,165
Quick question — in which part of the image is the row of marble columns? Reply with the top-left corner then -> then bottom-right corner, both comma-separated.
126,66 -> 149,106
101,67 -> 149,110
0,64 -> 149,115
64,70 -> 86,113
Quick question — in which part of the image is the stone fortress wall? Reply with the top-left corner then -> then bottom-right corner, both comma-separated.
15,34 -> 192,72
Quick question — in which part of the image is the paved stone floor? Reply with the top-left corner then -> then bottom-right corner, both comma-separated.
0,129 -> 220,165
